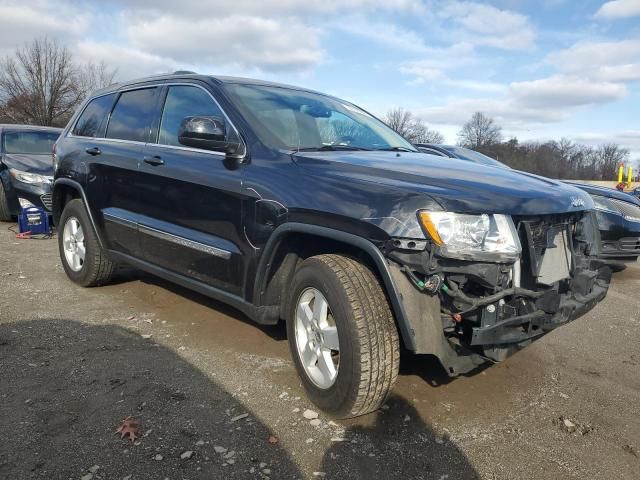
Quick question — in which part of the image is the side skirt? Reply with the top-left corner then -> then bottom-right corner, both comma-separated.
109,250 -> 279,325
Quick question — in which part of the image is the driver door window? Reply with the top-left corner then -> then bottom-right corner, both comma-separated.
158,85 -> 224,147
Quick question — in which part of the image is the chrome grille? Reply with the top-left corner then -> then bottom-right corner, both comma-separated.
40,193 -> 53,211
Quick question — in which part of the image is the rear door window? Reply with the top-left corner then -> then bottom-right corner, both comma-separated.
157,85 -> 224,147
106,88 -> 158,143
72,94 -> 116,138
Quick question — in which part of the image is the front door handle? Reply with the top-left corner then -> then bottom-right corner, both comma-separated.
143,155 -> 164,166
85,147 -> 101,156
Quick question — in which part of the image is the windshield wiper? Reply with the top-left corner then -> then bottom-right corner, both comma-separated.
376,146 -> 416,152
296,145 -> 372,152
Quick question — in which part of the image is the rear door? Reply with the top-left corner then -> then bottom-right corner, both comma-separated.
83,86 -> 161,257
137,83 -> 246,295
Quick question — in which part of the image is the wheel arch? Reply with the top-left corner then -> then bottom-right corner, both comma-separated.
53,178 -> 105,248
253,223 -> 417,351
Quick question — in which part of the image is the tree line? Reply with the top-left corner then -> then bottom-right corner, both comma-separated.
384,109 -> 631,181
0,37 -> 631,181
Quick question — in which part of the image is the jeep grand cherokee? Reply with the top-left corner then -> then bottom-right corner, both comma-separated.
52,73 -> 611,417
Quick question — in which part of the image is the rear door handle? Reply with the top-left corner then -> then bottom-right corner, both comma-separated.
143,155 -> 164,166
85,147 -> 101,156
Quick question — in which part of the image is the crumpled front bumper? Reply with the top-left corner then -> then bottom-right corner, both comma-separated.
470,260 -> 612,348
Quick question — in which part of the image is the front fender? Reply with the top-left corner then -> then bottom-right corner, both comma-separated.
253,222 -> 418,351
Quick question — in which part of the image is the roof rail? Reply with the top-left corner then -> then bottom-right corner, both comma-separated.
173,70 -> 197,75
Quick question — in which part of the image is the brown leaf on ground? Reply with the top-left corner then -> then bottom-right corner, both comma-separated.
116,416 -> 140,442
268,435 -> 279,444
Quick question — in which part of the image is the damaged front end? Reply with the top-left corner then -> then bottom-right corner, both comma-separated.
387,210 -> 611,375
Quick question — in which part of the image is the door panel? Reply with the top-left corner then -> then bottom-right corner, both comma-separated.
138,145 -> 245,294
136,84 -> 246,295
89,86 -> 161,256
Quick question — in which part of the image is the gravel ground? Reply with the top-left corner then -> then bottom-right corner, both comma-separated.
0,225 -> 638,479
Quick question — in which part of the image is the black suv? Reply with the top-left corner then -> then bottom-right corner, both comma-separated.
53,73 -> 611,417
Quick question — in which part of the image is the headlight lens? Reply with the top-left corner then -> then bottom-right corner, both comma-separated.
18,198 -> 35,208
418,211 -> 521,261
9,168 -> 51,185
591,195 -> 620,214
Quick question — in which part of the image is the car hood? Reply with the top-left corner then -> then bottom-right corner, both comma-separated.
293,151 -> 593,215
564,181 -> 640,206
2,153 -> 53,176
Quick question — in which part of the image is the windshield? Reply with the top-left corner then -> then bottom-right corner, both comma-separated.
225,84 -> 417,152
443,146 -> 507,168
3,131 -> 59,155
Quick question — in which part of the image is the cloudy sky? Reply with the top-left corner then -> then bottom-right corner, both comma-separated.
1,0 -> 639,158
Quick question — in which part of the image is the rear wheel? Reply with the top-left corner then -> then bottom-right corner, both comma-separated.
287,254 -> 400,418
58,199 -> 115,287
0,181 -> 12,221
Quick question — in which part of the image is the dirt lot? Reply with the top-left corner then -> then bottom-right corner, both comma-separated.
1,225 -> 638,480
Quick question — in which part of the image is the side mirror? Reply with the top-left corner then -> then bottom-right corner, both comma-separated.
178,116 -> 240,154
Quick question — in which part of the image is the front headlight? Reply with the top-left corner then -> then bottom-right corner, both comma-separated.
418,211 -> 521,261
9,168 -> 51,185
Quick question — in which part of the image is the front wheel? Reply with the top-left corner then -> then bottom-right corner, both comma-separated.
287,254 -> 400,418
58,199 -> 115,287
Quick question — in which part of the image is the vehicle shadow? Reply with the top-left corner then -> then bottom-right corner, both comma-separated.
319,395 -> 480,479
0,319 -> 299,479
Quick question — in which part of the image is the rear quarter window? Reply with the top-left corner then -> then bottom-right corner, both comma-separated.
72,94 -> 116,138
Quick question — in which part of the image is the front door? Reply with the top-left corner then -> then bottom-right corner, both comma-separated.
137,84 -> 246,296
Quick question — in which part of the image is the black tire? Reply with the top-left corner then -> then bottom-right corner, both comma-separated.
0,181 -> 13,221
287,254 -> 400,418
58,199 -> 115,287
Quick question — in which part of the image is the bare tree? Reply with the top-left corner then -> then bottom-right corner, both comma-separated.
0,37 -> 117,127
385,107 -> 414,138
412,124 -> 445,144
0,38 -> 81,126
384,107 -> 444,144
77,60 -> 118,95
595,143 -> 629,181
457,112 -> 502,148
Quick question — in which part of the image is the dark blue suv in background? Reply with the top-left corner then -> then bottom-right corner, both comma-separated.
0,125 -> 61,220
52,73 -> 611,417
417,143 -> 640,261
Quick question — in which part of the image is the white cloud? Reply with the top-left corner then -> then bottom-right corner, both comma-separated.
336,18 -> 429,53
437,1 -> 536,50
0,3 -> 88,53
547,38 -> 640,82
399,42 -> 477,81
108,0 -> 424,17
595,0 -> 640,19
413,74 -> 627,128
125,15 -> 325,73
510,76 -> 627,108
74,41 -> 177,80
399,42 -> 506,92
